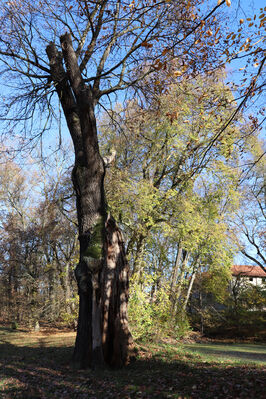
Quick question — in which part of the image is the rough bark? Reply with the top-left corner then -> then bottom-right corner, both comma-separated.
46,33 -> 131,369
102,215 -> 132,367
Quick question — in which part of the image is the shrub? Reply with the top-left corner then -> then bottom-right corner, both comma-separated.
128,276 -> 190,341
61,294 -> 79,329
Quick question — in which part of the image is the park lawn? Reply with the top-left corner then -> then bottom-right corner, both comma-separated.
183,342 -> 266,365
0,326 -> 265,399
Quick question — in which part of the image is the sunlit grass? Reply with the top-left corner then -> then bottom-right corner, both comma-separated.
0,326 -> 75,347
183,342 -> 266,365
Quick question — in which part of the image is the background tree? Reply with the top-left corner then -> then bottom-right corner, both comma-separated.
230,146 -> 266,272
100,70 -> 254,337
102,72 -> 241,251
0,151 -> 78,327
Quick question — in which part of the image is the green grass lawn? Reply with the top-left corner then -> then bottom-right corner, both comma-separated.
0,326 -> 265,398
183,342 -> 266,365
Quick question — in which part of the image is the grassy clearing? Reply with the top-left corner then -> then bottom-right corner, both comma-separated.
0,326 -> 265,399
183,342 -> 266,365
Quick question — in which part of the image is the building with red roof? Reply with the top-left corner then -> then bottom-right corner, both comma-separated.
231,265 -> 266,287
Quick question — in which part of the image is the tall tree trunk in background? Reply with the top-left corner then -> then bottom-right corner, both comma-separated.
7,267 -> 14,317
64,262 -> 71,314
48,265 -> 56,318
7,244 -> 19,321
46,33 -> 131,369
58,260 -> 72,314
170,241 -> 183,302
199,291 -> 204,335
181,259 -> 200,314
173,250 -> 189,313
131,234 -> 146,281
150,250 -> 163,301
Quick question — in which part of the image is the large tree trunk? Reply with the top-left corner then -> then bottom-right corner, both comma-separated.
46,33 -> 132,369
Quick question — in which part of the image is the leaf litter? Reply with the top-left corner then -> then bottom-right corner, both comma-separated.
0,328 -> 265,398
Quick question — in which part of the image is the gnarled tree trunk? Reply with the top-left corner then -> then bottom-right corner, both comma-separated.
46,33 -> 132,369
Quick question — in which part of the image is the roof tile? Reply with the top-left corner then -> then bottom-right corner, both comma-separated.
232,265 -> 266,278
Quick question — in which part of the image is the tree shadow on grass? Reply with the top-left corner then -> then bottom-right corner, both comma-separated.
0,326 -> 28,334
0,342 -> 265,399
0,341 -> 79,399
